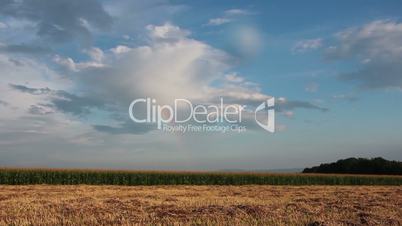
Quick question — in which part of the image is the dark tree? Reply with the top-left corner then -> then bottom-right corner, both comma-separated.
303,157 -> 402,175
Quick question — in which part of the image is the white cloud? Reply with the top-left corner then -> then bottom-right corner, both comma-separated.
292,38 -> 322,53
103,0 -> 187,39
75,23 -> 232,104
225,73 -> 245,83
327,20 -> 402,60
84,47 -> 104,62
53,55 -> 106,72
207,18 -> 232,26
61,23 -> 275,126
0,54 -> 70,91
327,20 -> 402,89
205,9 -> 254,27
224,9 -> 253,16
0,53 -> 86,138
2,22 -> 323,138
53,55 -> 77,71
45,22 -> 268,115
146,23 -> 191,41
110,45 -> 132,55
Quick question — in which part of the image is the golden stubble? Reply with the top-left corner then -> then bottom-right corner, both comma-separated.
0,185 -> 401,225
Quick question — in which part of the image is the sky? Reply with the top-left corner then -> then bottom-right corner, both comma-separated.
0,0 -> 401,170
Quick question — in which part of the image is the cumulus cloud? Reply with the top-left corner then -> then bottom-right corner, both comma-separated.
110,45 -> 132,55
146,23 -> 191,41
1,22 -> 237,134
36,23 -> 325,134
2,21 -> 327,137
72,23 -> 232,106
225,73 -> 245,83
53,54 -> 105,72
326,20 -> 402,89
83,47 -> 104,62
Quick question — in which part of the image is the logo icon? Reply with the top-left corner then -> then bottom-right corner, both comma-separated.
254,97 -> 275,133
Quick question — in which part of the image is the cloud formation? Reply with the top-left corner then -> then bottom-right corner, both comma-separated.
5,23 -> 325,135
326,20 -> 402,89
0,43 -> 50,55
10,84 -> 106,116
0,0 -> 112,44
146,23 -> 191,41
207,18 -> 232,26
206,8 -> 254,26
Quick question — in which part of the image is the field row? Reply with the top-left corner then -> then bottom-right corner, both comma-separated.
0,169 -> 401,185
0,185 -> 401,225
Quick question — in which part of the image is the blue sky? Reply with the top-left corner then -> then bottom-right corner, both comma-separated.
0,0 -> 401,170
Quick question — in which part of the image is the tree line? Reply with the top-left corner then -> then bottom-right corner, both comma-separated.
303,157 -> 402,175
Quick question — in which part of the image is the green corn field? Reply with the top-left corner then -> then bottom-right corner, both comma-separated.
0,168 -> 401,185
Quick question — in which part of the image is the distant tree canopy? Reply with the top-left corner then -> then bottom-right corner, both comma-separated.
303,157 -> 402,175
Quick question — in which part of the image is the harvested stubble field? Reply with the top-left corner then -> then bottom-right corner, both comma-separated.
0,185 -> 401,226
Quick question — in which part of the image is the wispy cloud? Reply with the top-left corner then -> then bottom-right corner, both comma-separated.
205,8 -> 254,26
207,18 -> 232,26
292,38 -> 322,53
0,43 -> 51,55
326,20 -> 402,90
276,97 -> 328,112
224,9 -> 254,16
146,23 -> 191,41
0,0 -> 112,44
10,84 -> 107,116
